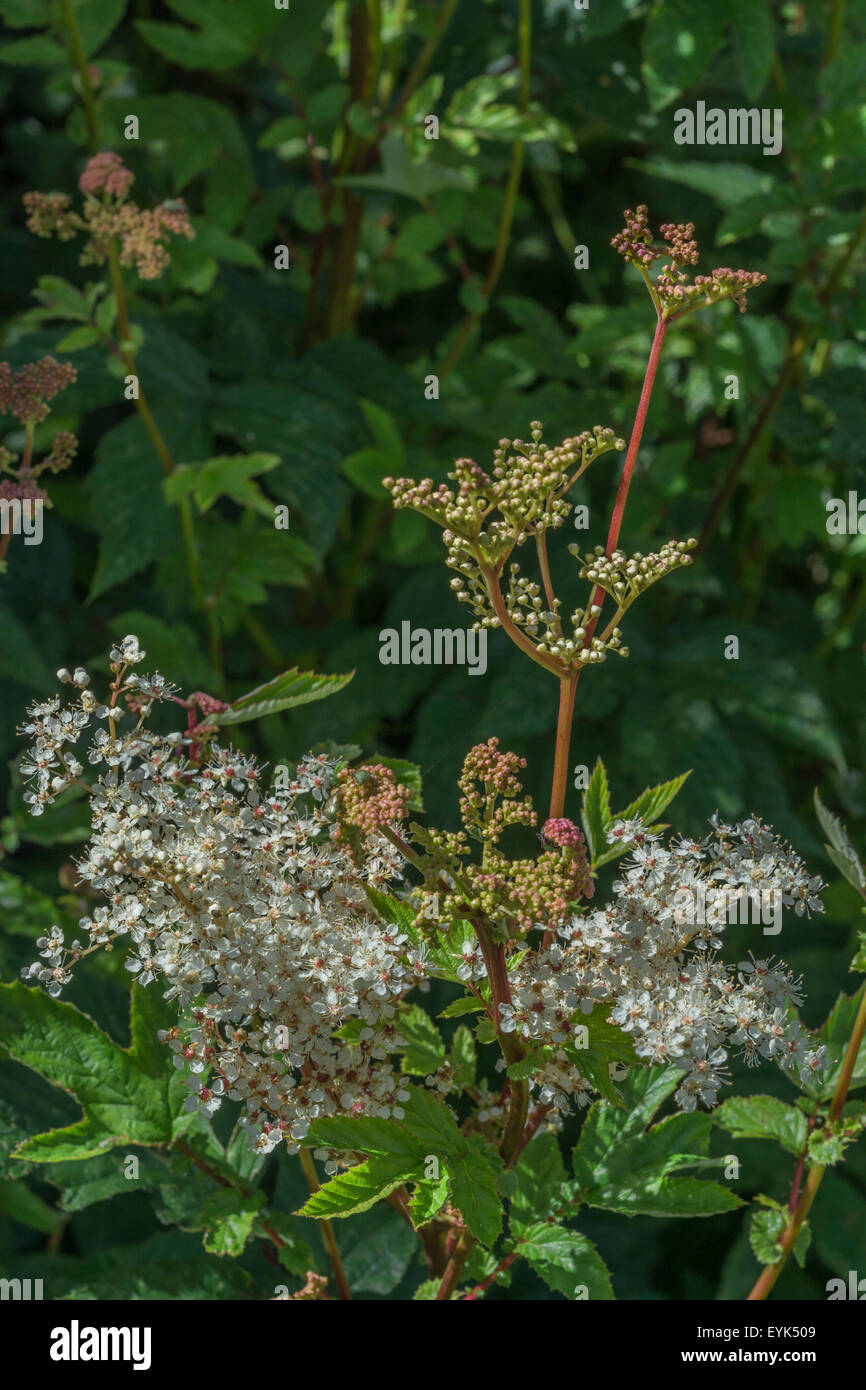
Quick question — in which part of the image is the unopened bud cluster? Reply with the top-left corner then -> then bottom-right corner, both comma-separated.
385,420 -> 623,570
503,566 -> 626,668
612,205 -> 766,318
569,538 -> 697,611
412,740 -> 594,941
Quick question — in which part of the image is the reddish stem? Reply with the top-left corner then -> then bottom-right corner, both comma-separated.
788,1104 -> 820,1213
548,672 -> 578,823
584,314 -> 669,632
543,314 -> 669,862
607,316 -> 668,555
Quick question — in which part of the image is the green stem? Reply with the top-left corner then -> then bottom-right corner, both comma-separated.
299,1148 -> 352,1300
58,0 -> 99,152
391,0 -> 459,117
825,0 -> 846,64
437,0 -> 531,382
58,0 -> 221,676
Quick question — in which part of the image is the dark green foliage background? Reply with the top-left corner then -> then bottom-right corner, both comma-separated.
0,0 -> 864,1300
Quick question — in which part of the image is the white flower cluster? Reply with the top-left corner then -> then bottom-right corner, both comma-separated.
17,638 -> 828,1146
499,817 -> 826,1112
19,639 -> 428,1154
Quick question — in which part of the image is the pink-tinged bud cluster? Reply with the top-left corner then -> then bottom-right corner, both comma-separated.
419,740 -> 593,934
338,763 -> 411,835
612,204 -> 765,317
542,817 -> 583,848
0,357 -> 76,425
461,736 -> 527,799
610,204 -> 660,267
23,191 -> 80,242
659,221 -> 699,266
0,478 -> 49,505
39,429 -> 77,476
78,151 -> 134,198
507,845 -> 594,931
189,691 -> 231,716
459,738 -> 537,843
24,153 -> 194,282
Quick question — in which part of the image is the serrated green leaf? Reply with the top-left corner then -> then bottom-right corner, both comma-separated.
519,1223 -> 614,1299
449,1025 -> 476,1090
209,667 -> 354,726
507,1049 -> 550,1082
337,1205 -> 418,1293
164,452 -> 280,518
815,790 -> 865,893
641,1 -> 727,111
297,1154 -> 420,1220
572,1066 -> 743,1217
200,1187 -> 265,1256
409,1173 -> 450,1227
258,114 -> 304,148
304,1112 -> 421,1160
438,996 -> 485,1019
446,1132 -> 503,1247
826,846 -> 866,895
581,758 -> 611,862
401,1086 -> 463,1154
749,1205 -> 785,1264
0,982 -> 186,1161
136,0 -> 265,72
713,1094 -> 808,1157
807,1130 -> 845,1166
55,325 -> 102,352
412,1278 -> 442,1300
0,33 -> 64,65
396,1004 -> 446,1076
510,1131 -> 566,1228
729,0 -> 774,101
616,770 -> 691,832
87,417 -> 183,599
609,1175 -> 742,1218
358,399 -> 404,468
809,991 -> 866,1101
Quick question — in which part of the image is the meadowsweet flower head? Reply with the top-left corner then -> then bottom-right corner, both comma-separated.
610,204 -> 660,266
24,154 -> 194,282
458,738 -> 535,841
17,641 -> 426,1150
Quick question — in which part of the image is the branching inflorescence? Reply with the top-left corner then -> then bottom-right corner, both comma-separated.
15,209 -> 829,1290
385,207 -> 766,822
